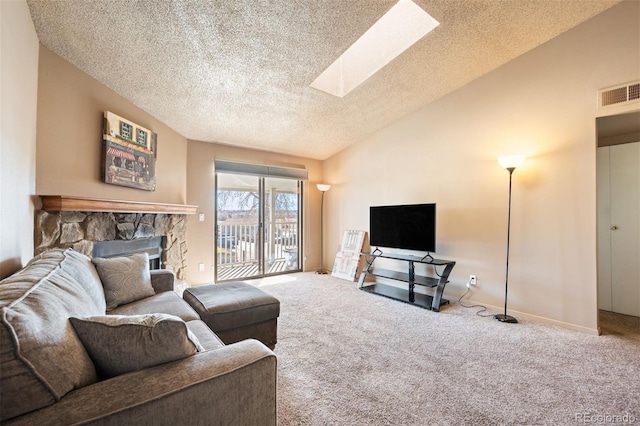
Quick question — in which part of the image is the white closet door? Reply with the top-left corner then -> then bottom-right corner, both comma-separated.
609,142 -> 640,317
598,142 -> 640,316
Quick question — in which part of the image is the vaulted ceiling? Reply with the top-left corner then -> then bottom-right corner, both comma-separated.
27,0 -> 621,160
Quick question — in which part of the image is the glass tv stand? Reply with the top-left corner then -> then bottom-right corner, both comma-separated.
357,251 -> 456,312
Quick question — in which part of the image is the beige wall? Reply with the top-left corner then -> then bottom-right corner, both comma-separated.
0,0 -> 39,279
186,140 -> 323,285
323,1 -> 640,333
35,47 -> 188,204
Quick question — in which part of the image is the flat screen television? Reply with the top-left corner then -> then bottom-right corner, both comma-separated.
369,203 -> 436,253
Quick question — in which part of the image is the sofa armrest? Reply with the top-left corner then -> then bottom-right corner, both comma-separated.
150,269 -> 175,293
6,339 -> 276,426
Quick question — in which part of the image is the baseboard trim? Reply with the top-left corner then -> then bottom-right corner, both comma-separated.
464,298 -> 599,335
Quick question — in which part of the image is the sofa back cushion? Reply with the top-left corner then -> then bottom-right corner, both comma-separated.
0,249 -> 101,421
61,249 -> 107,312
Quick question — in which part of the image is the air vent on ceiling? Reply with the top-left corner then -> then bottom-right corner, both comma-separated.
599,81 -> 640,108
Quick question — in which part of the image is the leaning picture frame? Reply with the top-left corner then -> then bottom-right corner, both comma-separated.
331,230 -> 366,281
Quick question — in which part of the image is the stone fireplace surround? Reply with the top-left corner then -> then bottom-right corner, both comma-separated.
35,196 -> 197,282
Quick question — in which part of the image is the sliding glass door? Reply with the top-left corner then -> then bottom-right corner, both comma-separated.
216,173 -> 262,280
215,172 -> 302,282
264,177 -> 301,273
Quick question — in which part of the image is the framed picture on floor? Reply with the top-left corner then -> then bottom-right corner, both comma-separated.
331,230 -> 366,281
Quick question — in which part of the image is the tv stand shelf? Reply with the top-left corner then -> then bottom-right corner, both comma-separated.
357,252 -> 456,312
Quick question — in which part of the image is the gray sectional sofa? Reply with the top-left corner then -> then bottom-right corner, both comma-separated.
0,248 -> 277,425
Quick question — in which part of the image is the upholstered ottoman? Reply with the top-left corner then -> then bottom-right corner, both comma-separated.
183,282 -> 280,349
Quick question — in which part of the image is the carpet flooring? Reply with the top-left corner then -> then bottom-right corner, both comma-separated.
250,273 -> 639,425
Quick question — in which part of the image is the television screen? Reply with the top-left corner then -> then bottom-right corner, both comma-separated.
369,203 -> 436,252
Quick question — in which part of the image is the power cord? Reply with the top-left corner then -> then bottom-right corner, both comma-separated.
433,265 -> 442,278
458,279 -> 494,317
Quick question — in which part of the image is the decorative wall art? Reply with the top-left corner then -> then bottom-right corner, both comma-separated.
332,230 -> 366,281
102,111 -> 157,191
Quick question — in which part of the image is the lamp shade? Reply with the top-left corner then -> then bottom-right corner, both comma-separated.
498,155 -> 526,170
317,184 -> 331,192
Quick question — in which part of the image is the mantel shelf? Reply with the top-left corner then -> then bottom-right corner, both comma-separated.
40,195 -> 198,215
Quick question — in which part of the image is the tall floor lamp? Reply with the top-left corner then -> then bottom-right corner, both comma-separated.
495,155 -> 525,323
316,184 -> 331,274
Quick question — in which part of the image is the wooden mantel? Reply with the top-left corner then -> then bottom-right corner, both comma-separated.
40,195 -> 198,215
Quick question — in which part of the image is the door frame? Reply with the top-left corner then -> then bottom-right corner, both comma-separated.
214,172 -> 304,282
595,107 -> 640,329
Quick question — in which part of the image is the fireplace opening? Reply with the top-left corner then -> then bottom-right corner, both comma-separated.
93,237 -> 163,270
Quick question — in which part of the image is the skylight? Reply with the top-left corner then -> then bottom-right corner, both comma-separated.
310,0 -> 440,98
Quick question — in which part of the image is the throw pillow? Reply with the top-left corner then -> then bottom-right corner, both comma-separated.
92,253 -> 155,311
69,314 -> 205,379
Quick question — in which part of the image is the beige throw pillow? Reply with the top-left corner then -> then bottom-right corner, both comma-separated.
70,314 -> 205,379
92,253 -> 155,311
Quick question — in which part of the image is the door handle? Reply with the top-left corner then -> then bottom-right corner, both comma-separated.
611,225 -> 618,230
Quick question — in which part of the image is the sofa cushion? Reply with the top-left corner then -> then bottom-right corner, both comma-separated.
60,249 -> 106,312
0,249 -> 100,421
186,319 -> 225,351
109,291 -> 200,321
70,314 -> 204,379
92,253 -> 155,311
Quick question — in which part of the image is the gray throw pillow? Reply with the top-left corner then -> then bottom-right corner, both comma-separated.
69,314 -> 205,379
92,253 -> 155,311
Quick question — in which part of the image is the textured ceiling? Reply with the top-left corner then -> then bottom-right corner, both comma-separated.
27,0 -> 621,160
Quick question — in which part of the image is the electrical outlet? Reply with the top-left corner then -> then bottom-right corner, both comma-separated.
199,263 -> 205,271
470,275 -> 477,285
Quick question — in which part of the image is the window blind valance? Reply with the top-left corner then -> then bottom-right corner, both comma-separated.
214,159 -> 308,181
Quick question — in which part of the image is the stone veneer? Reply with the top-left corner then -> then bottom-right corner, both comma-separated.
35,211 -> 188,280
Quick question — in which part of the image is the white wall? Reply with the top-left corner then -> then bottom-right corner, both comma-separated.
323,1 -> 640,333
0,0 -> 39,279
